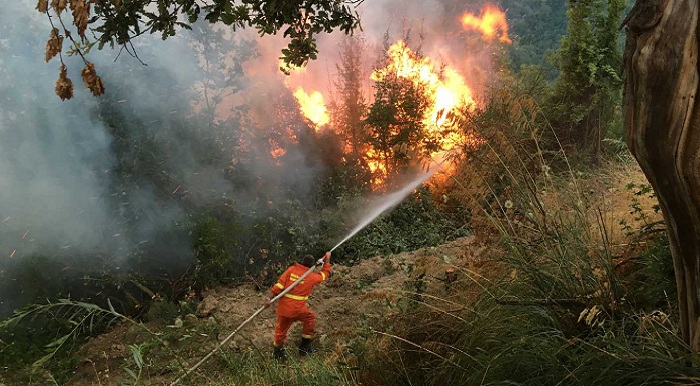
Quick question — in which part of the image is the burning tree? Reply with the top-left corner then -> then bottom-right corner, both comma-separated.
365,41 -> 478,187
365,61 -> 431,184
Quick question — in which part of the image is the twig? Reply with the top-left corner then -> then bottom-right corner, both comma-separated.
45,12 -> 65,66
56,12 -> 89,65
125,40 -> 148,66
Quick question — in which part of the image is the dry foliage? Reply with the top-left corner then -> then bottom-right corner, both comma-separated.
81,62 -> 105,96
45,28 -> 63,62
55,65 -> 74,101
51,0 -> 68,14
35,0 -> 48,13
447,87 -> 542,232
69,0 -> 90,38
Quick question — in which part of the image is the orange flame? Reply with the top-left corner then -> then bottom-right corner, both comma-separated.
371,40 -> 477,151
293,87 -> 330,129
269,138 -> 286,160
461,5 -> 512,44
365,148 -> 388,186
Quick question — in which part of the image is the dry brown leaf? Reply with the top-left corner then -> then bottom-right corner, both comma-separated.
81,62 -> 105,96
55,65 -> 74,101
51,0 -> 68,14
45,28 -> 63,62
69,0 -> 90,38
36,0 -> 49,13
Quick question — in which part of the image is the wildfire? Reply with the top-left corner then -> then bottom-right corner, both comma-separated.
269,138 -> 286,160
293,87 -> 330,129
461,5 -> 512,44
371,40 -> 477,151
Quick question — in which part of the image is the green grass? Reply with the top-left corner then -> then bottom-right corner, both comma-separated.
180,351 -> 355,386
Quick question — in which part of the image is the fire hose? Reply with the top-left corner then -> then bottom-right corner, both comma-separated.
169,254 -> 328,386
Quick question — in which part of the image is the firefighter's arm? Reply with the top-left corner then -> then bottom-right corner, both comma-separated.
264,267 -> 291,307
318,251 -> 332,281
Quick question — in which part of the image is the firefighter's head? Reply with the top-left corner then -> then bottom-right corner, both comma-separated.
301,254 -> 315,268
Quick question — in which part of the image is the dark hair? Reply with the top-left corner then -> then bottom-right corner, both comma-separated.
301,254 -> 315,268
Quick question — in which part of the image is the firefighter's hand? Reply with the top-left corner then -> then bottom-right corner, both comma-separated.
263,298 -> 272,308
317,251 -> 330,266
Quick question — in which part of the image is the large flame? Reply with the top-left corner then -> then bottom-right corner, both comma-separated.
293,87 -> 330,129
371,40 -> 477,151
461,5 -> 512,44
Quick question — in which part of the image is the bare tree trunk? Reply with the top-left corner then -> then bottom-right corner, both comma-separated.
623,0 -> 700,349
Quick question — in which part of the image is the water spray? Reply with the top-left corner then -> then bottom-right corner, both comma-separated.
330,163 -> 440,252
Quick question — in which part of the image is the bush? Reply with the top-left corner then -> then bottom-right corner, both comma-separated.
329,187 -> 469,261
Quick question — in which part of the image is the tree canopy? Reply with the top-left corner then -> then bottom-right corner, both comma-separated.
36,0 -> 361,99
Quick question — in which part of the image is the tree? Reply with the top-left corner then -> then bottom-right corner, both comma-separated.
187,21 -> 255,122
551,0 -> 626,157
499,0 -> 568,75
622,0 -> 700,350
365,69 -> 431,184
333,35 -> 368,161
35,0 -> 360,99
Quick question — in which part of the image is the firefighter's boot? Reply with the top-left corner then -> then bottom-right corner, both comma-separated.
298,337 -> 315,356
273,345 -> 286,361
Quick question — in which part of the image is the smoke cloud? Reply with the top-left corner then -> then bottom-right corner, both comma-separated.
0,0 -> 500,315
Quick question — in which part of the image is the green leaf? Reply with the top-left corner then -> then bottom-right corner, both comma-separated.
221,13 -> 236,25
124,367 -> 137,379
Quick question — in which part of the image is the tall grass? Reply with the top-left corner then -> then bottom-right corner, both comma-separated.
360,75 -> 700,386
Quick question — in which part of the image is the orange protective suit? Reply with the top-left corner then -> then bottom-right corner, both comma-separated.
269,260 -> 331,346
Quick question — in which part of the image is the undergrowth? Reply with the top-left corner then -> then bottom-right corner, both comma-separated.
354,78 -> 700,385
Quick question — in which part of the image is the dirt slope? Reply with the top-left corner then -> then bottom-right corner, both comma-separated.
69,236 -> 482,385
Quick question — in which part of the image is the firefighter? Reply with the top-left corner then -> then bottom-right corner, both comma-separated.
263,251 -> 332,360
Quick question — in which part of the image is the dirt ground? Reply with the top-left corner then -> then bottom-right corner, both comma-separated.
68,235 -> 484,386
66,161 -> 660,386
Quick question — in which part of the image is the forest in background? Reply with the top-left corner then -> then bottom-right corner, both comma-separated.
3,0 -> 693,384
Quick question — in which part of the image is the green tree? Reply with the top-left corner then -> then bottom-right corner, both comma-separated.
500,0 -> 569,76
187,21 -> 256,122
35,0 -> 360,99
326,35 -> 373,194
550,0 -> 626,157
333,35 -> 368,161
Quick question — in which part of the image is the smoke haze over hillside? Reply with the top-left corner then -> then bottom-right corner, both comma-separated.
0,0 -> 505,315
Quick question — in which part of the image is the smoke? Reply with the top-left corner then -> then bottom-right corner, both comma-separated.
1,3 -> 119,259
0,0 -> 503,314
0,3 -> 322,314
0,0 -> 499,259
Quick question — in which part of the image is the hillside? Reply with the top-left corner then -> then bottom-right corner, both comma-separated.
60,161 -> 662,386
68,235 -> 483,385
